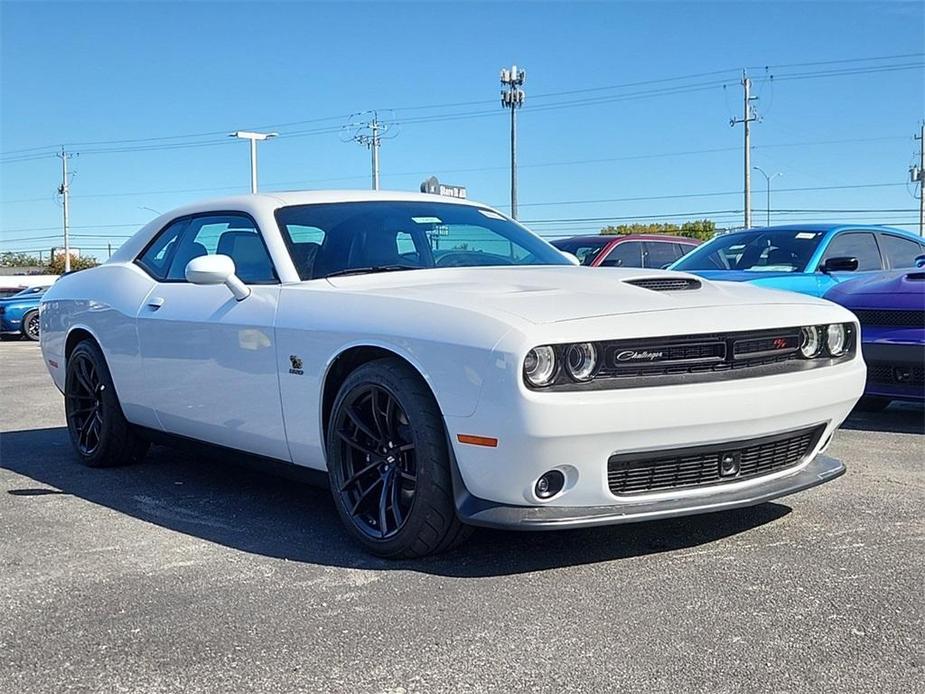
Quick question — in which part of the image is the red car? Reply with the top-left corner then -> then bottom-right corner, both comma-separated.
551,234 -> 700,269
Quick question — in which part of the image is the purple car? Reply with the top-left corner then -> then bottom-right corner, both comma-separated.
824,268 -> 925,409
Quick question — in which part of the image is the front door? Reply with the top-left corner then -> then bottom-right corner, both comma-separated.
135,212 -> 289,461
816,231 -> 884,294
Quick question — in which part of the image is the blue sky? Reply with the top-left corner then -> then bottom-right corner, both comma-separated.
1,1 -> 923,259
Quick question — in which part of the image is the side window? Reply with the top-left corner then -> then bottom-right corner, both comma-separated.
600,241 -> 643,268
166,213 -> 277,284
879,234 -> 924,269
643,241 -> 684,269
821,232 -> 882,271
396,231 -> 419,262
283,224 -> 326,279
136,218 -> 189,280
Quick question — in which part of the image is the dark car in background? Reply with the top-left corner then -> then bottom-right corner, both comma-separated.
551,234 -> 700,268
0,285 -> 50,341
824,269 -> 925,409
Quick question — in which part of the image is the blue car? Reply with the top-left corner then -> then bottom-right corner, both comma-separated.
0,285 -> 50,341
670,224 -> 925,297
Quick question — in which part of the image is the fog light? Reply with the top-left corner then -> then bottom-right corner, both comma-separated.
535,470 -> 565,499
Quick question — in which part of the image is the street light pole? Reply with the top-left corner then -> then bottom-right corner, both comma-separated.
230,131 -> 278,193
752,166 -> 782,227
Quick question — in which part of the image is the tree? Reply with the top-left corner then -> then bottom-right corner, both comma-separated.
0,251 -> 42,267
600,219 -> 716,241
678,219 -> 717,241
46,254 -> 99,274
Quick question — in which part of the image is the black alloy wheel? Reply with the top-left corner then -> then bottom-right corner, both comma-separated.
64,340 -> 149,467
22,310 -> 40,341
66,351 -> 105,455
326,358 -> 470,558
334,383 -> 417,540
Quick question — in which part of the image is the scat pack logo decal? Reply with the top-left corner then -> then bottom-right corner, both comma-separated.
288,355 -> 304,376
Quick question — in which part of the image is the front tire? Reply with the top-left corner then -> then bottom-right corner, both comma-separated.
326,358 -> 470,558
65,340 -> 149,467
21,309 -> 40,341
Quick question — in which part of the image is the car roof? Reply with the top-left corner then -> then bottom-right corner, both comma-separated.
731,223 -> 920,238
552,234 -> 698,244
174,189 -> 488,213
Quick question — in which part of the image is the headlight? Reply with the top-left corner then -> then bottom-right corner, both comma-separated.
826,323 -> 847,356
565,342 -> 598,381
800,326 -> 822,358
524,346 -> 557,387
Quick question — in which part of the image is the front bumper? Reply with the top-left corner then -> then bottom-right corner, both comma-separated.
861,341 -> 925,401
458,452 -> 845,529
445,355 -> 864,509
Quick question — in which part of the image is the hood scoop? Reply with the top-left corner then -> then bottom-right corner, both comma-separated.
624,277 -> 702,292
904,271 -> 925,281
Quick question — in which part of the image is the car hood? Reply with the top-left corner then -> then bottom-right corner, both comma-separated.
0,296 -> 39,307
321,266 -> 827,325
684,270 -> 802,283
825,269 -> 925,297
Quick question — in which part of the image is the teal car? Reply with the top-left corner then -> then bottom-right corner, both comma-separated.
670,224 -> 925,297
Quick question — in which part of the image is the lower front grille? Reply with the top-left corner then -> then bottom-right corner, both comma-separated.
607,425 -> 825,496
867,362 -> 925,387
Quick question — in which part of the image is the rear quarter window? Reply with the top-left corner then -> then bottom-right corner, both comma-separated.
879,233 -> 925,269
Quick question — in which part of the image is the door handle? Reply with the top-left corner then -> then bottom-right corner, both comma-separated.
146,297 -> 165,311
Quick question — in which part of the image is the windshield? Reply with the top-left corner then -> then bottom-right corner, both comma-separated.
672,230 -> 825,273
550,238 -> 610,266
276,201 -> 571,280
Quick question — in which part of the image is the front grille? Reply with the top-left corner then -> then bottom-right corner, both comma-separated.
853,309 -> 925,328
867,362 -> 925,387
595,327 -> 803,380
607,425 -> 825,496
625,277 -> 701,292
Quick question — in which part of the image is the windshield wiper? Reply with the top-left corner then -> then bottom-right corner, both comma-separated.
323,265 -> 415,279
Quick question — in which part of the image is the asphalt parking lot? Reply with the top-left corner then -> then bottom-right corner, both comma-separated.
0,340 -> 922,694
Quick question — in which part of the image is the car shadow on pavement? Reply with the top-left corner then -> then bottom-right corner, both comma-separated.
842,401 -> 925,435
1,426 -> 792,577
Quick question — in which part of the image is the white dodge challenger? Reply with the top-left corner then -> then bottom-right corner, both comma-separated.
40,190 -> 864,557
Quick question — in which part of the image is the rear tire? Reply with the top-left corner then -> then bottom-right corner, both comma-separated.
21,309 -> 40,341
65,340 -> 149,467
855,396 -> 891,412
326,357 -> 471,558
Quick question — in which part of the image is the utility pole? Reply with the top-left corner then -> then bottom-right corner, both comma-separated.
730,71 -> 758,228
343,111 -> 393,191
753,166 -> 782,227
230,131 -> 277,193
912,122 -> 925,237
500,64 -> 526,219
370,116 -> 381,190
56,148 -> 76,273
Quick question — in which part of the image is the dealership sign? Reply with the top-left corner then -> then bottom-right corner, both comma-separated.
420,176 -> 467,199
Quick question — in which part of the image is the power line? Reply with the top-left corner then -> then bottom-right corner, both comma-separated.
4,56 -> 919,162
493,181 -> 910,210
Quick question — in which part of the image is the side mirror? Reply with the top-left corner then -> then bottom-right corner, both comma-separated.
561,251 -> 581,266
914,254 -> 925,269
820,256 -> 859,274
185,254 -> 250,301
